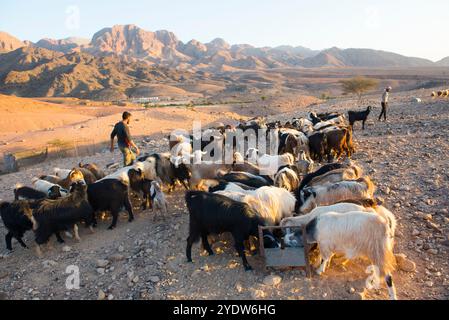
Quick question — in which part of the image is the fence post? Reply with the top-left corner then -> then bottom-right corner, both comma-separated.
4,154 -> 19,173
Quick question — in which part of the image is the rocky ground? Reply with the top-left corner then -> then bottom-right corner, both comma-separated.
0,90 -> 448,300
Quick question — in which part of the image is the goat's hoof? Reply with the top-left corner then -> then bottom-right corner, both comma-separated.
244,266 -> 253,272
187,259 -> 193,263
207,251 -> 214,256
108,226 -> 116,230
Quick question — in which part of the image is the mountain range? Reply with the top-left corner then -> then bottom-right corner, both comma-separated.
0,25 -> 448,100
1,25 -> 446,70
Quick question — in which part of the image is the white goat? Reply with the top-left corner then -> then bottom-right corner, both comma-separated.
31,178 -> 69,197
246,148 -> 295,175
150,181 -> 168,216
305,165 -> 363,188
304,211 -> 397,300
298,176 -> 376,213
215,186 -> 296,225
274,166 -> 300,192
313,116 -> 345,131
100,159 -> 157,184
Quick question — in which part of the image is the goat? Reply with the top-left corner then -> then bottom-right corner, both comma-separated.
87,179 -> 134,230
215,186 -> 296,226
218,171 -> 272,189
304,211 -> 397,300
185,191 -> 267,271
32,182 -> 94,256
278,131 -> 311,161
313,115 -> 345,131
14,184 -> 48,201
305,164 -> 363,188
79,162 -> 106,180
274,166 -> 300,192
323,127 -> 352,162
0,201 -> 33,251
139,153 -> 191,192
149,181 -> 168,217
51,169 -> 85,190
297,176 -> 376,214
308,132 -> 328,162
246,148 -> 295,175
348,106 -> 372,130
232,152 -> 261,175
100,159 -> 157,184
31,178 -> 69,199
206,180 -> 256,193
296,162 -> 349,192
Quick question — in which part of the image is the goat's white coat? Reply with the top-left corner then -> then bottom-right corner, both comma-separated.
31,178 -> 68,196
306,211 -> 397,300
216,186 -> 296,225
299,177 -> 375,213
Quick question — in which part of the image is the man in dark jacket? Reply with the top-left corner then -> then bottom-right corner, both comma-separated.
110,112 -> 140,166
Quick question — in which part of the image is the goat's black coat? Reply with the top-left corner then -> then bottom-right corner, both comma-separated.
33,182 -> 93,245
348,106 -> 372,130
0,201 -> 33,251
219,172 -> 272,189
207,180 -> 256,193
14,186 -> 47,201
317,112 -> 341,121
185,191 -> 266,271
87,179 -> 134,230
308,132 -> 328,162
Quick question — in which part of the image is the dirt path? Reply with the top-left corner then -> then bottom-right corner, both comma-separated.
0,91 -> 448,300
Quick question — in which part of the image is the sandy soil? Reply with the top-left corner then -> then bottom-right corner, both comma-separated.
0,90 -> 448,300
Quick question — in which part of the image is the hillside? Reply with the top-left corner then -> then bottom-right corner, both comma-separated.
0,31 -> 25,53
436,56 -> 449,66
0,46 -> 198,100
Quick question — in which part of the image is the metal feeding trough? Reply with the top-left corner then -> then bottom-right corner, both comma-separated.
258,225 -> 313,277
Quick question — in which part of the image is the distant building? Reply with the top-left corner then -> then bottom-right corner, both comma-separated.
130,97 -> 160,104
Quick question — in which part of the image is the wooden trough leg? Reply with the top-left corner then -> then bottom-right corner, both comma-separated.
302,225 -> 313,278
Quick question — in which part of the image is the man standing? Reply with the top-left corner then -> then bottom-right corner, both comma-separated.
379,86 -> 392,122
110,111 -> 140,166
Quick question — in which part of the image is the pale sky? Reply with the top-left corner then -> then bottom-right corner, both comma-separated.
1,0 -> 448,61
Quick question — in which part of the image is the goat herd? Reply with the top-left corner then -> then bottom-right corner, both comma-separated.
1,107 -> 399,300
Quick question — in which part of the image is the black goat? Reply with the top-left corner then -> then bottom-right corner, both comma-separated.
185,191 -> 266,271
207,180 -> 256,193
218,172 -> 272,189
0,201 -> 33,251
348,106 -> 372,130
14,185 -> 48,201
32,182 -> 94,254
87,179 -> 134,230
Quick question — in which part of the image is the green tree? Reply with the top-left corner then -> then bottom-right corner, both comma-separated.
339,77 -> 378,103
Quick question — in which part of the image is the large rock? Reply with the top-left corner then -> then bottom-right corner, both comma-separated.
395,253 -> 416,272
96,259 -> 110,268
263,275 -> 282,286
